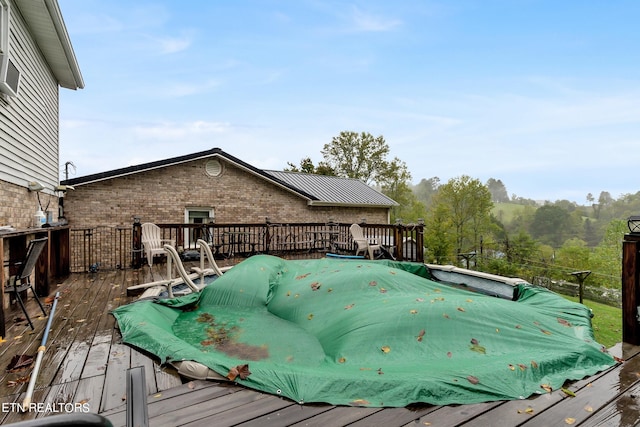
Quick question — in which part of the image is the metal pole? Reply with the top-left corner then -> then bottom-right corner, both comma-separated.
22,291 -> 60,409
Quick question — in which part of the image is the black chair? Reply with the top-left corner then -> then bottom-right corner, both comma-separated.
4,237 -> 48,329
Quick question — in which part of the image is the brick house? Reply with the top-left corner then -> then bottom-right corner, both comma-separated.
61,148 -> 398,229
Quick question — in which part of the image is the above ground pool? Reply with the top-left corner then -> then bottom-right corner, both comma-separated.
112,255 -> 616,407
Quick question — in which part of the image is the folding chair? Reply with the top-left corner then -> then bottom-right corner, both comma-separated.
4,237 -> 48,329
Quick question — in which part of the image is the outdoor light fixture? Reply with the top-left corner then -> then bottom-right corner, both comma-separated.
628,216 -> 640,233
27,181 -> 43,192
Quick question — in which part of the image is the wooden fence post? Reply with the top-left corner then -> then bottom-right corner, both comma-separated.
622,234 -> 640,345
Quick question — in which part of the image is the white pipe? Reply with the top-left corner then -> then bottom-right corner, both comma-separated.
22,291 -> 60,409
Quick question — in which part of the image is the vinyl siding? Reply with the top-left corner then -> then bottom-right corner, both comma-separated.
0,0 -> 59,195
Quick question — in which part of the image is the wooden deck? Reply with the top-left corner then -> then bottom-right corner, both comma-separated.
0,260 -> 639,427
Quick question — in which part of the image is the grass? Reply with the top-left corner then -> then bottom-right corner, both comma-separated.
564,296 -> 622,348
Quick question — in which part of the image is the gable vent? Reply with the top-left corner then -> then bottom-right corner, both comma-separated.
205,159 -> 222,177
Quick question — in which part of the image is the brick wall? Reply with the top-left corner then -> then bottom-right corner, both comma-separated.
0,180 -> 58,229
63,158 -> 389,228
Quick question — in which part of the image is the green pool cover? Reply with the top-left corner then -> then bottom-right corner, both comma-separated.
112,255 -> 616,407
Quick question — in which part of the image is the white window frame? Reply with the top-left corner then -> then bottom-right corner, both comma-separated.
184,207 -> 215,248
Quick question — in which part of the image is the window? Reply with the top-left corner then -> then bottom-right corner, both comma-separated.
0,0 -> 18,97
184,207 -> 215,248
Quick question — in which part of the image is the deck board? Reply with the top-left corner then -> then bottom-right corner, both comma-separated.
0,263 -> 637,427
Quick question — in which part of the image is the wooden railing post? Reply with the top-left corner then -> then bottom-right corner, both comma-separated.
622,234 -> 640,345
132,217 -> 142,269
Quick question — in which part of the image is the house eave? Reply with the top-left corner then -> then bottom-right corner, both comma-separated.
15,0 -> 84,89
307,201 -> 397,208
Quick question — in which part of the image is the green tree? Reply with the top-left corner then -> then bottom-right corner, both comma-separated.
427,176 -> 493,262
320,131 -> 389,185
413,177 -> 440,209
378,157 -> 425,223
486,178 -> 510,203
285,157 -> 336,175
529,205 -> 572,247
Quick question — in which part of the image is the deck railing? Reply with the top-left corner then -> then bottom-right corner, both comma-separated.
68,221 -> 424,272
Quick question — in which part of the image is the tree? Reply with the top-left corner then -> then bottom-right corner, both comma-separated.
486,178 -> 510,203
413,177 -> 440,209
285,157 -> 336,175
427,175 -> 493,261
529,204 -> 572,248
378,157 -> 424,223
320,131 -> 389,185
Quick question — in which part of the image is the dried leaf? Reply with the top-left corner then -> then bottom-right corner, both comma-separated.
584,405 -> 593,412
531,360 -> 538,369
457,307 -> 465,312
77,399 -> 90,405
369,281 -> 377,286
416,329 -> 425,342
557,317 -> 572,327
227,364 -> 251,381
447,351 -> 452,358
409,309 -> 418,315
565,417 -> 576,425
0,337 -> 6,344
351,399 -> 370,406
517,407 -> 534,414
541,384 -> 552,393
540,329 -> 552,335
508,364 -> 515,371
379,288 -> 387,293
381,345 -> 391,353
466,375 -> 479,385
187,381 -> 196,389
310,282 -> 321,291
7,354 -> 34,372
470,338 -> 479,345
561,387 -> 576,397
307,313 -> 314,320
338,357 -> 346,363
344,304 -> 355,310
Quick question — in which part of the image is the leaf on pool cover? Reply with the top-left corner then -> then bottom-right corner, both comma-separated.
351,399 -> 370,406
541,384 -> 552,393
369,281 -> 377,286
381,346 -> 391,353
344,304 -> 355,310
416,329 -> 425,342
557,317 -> 572,327
540,329 -> 553,335
295,273 -> 311,280
467,375 -> 479,385
310,282 -> 321,291
457,307 -> 465,312
469,338 -> 486,354
531,360 -> 538,369
227,364 -> 251,381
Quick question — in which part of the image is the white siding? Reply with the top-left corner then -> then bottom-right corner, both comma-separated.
0,0 -> 59,195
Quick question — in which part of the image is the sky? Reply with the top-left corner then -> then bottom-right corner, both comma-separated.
57,0 -> 640,204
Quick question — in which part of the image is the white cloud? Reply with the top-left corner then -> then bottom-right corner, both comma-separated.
350,6 -> 402,32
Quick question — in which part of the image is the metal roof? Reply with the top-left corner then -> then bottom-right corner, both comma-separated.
264,170 -> 398,207
62,148 -> 397,208
15,0 -> 84,89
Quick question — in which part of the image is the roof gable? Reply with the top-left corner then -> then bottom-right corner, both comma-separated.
62,148 -> 397,208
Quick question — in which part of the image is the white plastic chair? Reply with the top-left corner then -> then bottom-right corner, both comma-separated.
141,223 -> 175,266
349,223 -> 381,259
